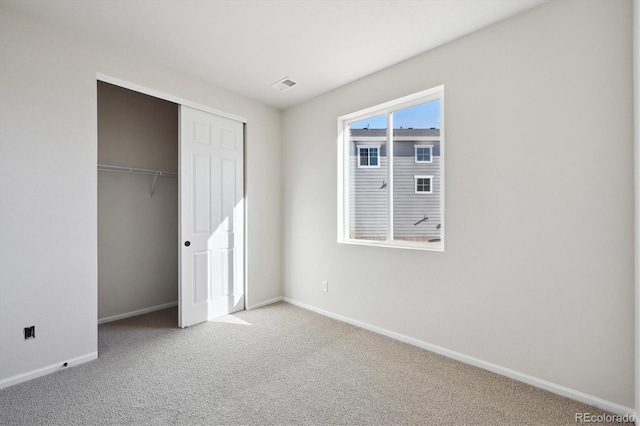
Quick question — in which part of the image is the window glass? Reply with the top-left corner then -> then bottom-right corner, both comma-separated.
416,146 -> 432,163
357,146 -> 380,167
392,100 -> 441,243
348,115 -> 387,240
369,148 -> 378,166
415,177 -> 432,193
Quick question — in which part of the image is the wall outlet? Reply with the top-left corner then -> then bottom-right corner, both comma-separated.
24,326 -> 35,340
322,281 -> 328,292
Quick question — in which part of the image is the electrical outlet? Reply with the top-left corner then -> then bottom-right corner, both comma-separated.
24,326 -> 35,340
322,281 -> 328,292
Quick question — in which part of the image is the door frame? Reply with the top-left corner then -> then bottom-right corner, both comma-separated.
96,73 -> 249,328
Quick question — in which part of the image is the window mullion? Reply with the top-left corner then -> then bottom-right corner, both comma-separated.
387,112 -> 394,241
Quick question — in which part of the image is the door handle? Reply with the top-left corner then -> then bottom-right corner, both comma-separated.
184,241 -> 191,247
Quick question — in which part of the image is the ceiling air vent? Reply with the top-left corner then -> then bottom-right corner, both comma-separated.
271,77 -> 298,92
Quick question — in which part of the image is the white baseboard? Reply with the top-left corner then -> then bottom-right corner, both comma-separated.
0,352 -> 97,390
246,296 -> 284,311
98,301 -> 178,325
283,298 -> 636,420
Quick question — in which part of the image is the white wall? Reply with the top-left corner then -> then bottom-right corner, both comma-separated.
98,82 -> 178,320
0,6 -> 282,385
634,0 -> 640,417
283,0 -> 634,408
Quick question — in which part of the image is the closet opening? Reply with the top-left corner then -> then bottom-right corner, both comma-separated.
97,77 -> 247,331
97,81 -> 179,326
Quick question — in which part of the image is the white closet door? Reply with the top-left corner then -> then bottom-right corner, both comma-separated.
179,105 -> 244,328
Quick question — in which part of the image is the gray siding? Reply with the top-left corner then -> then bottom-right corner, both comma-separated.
349,157 -> 388,239
394,141 -> 440,157
349,140 -> 442,241
393,156 -> 441,240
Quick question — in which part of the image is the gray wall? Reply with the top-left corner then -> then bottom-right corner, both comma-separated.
283,0 -> 634,408
0,6 -> 282,385
97,82 -> 178,320
633,0 -> 639,416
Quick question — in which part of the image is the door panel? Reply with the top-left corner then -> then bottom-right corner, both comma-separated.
193,251 -> 210,303
193,155 -> 212,234
179,105 -> 244,328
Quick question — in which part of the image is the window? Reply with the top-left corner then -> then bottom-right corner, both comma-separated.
415,145 -> 432,163
337,86 -> 444,251
357,145 -> 380,168
415,176 -> 433,193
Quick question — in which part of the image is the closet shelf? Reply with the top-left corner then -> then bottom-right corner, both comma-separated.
98,164 -> 177,177
98,164 -> 177,197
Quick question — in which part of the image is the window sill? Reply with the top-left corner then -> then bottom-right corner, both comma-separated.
338,238 -> 444,252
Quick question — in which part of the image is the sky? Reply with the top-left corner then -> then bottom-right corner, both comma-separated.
349,99 -> 440,130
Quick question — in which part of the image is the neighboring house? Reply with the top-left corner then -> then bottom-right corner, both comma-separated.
349,128 -> 441,242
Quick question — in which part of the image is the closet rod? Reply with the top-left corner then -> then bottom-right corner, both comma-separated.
97,164 -> 177,178
98,164 -> 177,197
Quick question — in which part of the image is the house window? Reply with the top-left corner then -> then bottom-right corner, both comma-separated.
357,145 -> 380,168
338,85 -> 444,251
415,176 -> 433,193
415,146 -> 432,163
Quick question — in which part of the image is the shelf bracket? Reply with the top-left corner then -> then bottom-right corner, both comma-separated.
150,172 -> 159,197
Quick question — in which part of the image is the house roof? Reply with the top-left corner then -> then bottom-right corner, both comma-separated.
350,128 -> 440,137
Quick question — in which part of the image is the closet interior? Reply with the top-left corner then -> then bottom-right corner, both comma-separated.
97,81 -> 179,323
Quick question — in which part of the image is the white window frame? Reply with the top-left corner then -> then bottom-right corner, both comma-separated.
414,145 -> 433,163
337,85 -> 445,251
356,144 -> 381,168
414,175 -> 433,194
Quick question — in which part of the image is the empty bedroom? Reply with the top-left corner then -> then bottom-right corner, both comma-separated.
1,0 -> 639,425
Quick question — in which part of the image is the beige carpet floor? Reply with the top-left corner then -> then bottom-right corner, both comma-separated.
0,302 -> 632,425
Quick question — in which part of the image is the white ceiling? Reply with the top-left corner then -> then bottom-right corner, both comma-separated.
1,0 -> 548,109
